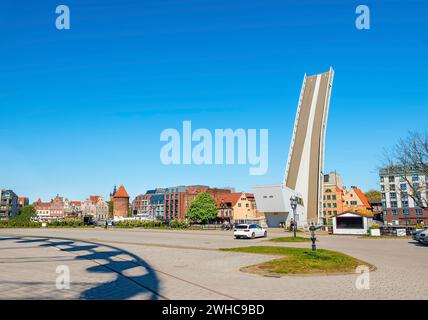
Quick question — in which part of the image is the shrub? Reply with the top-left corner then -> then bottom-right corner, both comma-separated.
169,219 -> 189,228
370,225 -> 380,229
48,218 -> 83,227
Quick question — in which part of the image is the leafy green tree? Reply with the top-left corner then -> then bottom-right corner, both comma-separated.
107,201 -> 114,217
187,192 -> 218,223
13,205 -> 36,222
364,190 -> 382,203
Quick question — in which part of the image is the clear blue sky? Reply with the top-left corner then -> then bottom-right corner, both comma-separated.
1,0 -> 427,202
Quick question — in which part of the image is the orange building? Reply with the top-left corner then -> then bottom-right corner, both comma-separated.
322,172 -> 371,225
113,185 -> 130,218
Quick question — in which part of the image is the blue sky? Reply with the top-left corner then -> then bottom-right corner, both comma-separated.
1,0 -> 427,201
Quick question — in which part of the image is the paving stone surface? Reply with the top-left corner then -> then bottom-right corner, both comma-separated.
0,228 -> 427,299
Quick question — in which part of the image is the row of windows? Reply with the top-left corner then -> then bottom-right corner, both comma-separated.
323,195 -> 337,200
386,208 -> 424,216
380,175 -> 427,183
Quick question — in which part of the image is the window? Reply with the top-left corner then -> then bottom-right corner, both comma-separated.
400,183 -> 407,191
333,211 -> 337,215
327,203 -> 331,208
401,201 -> 408,207
391,201 -> 397,208
413,183 -> 420,190
389,176 -> 395,183
381,193 -> 386,199
412,175 -> 419,182
350,201 -> 357,205
392,210 -> 397,216
389,184 -> 396,191
333,203 -> 337,208
416,209 -> 423,215
390,192 -> 397,199
402,209 -> 409,215
381,185 -> 385,191
380,176 -> 384,183
327,195 -> 331,200
323,203 -> 326,208
332,195 -> 336,200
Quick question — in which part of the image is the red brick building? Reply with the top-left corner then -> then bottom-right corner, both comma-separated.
113,185 -> 130,218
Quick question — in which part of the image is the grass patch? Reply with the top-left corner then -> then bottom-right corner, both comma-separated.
359,235 -> 411,239
220,246 -> 373,275
268,236 -> 311,243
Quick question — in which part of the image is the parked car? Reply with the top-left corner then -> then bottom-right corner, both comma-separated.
418,230 -> 428,244
234,224 -> 267,239
412,228 -> 427,243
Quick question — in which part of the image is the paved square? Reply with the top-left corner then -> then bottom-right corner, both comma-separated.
0,228 -> 427,299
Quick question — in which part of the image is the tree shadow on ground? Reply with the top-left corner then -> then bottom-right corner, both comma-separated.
0,236 -> 163,300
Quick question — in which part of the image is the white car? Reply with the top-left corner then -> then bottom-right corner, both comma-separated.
234,224 -> 267,239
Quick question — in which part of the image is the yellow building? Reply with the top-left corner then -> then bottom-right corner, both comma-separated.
217,192 -> 258,223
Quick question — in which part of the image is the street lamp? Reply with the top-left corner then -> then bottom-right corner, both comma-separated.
290,196 -> 298,238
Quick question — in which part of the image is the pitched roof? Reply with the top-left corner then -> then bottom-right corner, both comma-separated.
89,196 -> 100,204
336,210 -> 374,218
216,193 -> 244,207
114,185 -> 129,198
353,188 -> 371,208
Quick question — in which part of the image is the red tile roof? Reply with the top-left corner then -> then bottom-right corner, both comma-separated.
353,188 -> 371,208
216,193 -> 244,207
114,185 -> 129,198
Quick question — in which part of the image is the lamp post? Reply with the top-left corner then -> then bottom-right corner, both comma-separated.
290,196 -> 298,238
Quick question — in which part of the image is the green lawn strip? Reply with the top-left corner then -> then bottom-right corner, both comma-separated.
359,235 -> 411,239
268,236 -> 311,243
220,246 -> 372,275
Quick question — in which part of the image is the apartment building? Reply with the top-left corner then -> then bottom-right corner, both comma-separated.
380,166 -> 428,226
132,185 -> 233,220
0,189 -> 19,220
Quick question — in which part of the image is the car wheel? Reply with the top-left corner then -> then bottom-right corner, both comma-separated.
251,232 -> 255,239
264,231 -> 267,237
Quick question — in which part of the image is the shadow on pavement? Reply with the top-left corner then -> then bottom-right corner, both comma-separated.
0,235 -> 163,300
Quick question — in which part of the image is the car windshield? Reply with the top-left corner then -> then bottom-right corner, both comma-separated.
235,225 -> 249,229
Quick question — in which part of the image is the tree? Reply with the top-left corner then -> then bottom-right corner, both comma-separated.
13,205 -> 36,222
107,201 -> 114,218
365,190 -> 382,203
383,131 -> 428,208
187,192 -> 218,223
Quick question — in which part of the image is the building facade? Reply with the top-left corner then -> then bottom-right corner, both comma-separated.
0,189 -> 19,220
18,197 -> 29,208
34,195 -> 66,221
217,192 -> 258,223
113,185 -> 130,218
380,167 -> 428,226
81,196 -> 108,221
132,185 -> 234,220
322,172 -> 372,225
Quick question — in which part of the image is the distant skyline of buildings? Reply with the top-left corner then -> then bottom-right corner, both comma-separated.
2,166 -> 428,227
